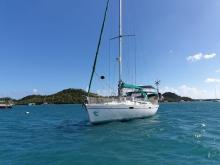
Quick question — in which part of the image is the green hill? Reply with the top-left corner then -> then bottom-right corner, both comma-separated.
16,88 -> 97,105
162,92 -> 193,102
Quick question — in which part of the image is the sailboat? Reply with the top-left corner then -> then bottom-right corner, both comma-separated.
84,0 -> 159,124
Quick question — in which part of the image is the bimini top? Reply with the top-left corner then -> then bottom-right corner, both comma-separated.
121,82 -> 158,95
121,82 -> 156,90
139,85 -> 156,89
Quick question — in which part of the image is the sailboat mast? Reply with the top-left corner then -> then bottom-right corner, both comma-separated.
118,0 -> 123,97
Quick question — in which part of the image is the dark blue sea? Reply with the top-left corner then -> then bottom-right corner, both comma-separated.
1,102 -> 220,165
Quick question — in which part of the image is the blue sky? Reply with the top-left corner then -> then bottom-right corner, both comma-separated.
0,0 -> 220,99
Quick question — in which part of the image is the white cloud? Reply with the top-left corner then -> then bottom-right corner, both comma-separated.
178,85 -> 208,99
205,78 -> 220,83
32,89 -> 38,94
187,53 -> 203,62
161,86 -> 178,94
187,52 -> 217,62
204,53 -> 216,59
216,68 -> 220,73
161,85 -> 212,99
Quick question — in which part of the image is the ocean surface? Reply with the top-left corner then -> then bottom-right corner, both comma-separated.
1,102 -> 220,165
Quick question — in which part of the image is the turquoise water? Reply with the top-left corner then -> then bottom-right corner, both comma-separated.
1,102 -> 220,165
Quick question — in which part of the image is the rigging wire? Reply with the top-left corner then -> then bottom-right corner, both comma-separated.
108,39 -> 111,96
94,71 -> 115,95
134,36 -> 137,85
123,0 -> 137,85
130,0 -> 137,85
87,0 -> 110,96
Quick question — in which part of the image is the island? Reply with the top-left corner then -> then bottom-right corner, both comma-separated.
0,89 -> 97,105
161,92 -> 193,102
0,90 -> 195,105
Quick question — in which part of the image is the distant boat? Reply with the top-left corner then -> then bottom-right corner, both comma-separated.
28,103 -> 36,106
84,0 -> 159,124
0,103 -> 13,109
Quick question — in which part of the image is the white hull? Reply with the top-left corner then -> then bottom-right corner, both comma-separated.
85,102 -> 159,124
